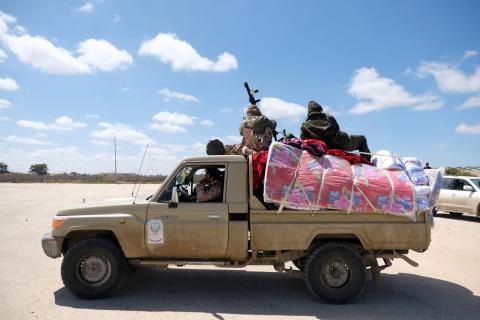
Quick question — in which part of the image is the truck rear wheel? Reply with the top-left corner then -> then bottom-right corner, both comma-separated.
61,238 -> 126,299
304,243 -> 366,304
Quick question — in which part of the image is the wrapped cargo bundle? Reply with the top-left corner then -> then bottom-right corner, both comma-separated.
402,157 -> 429,186
264,142 -> 417,219
263,142 -> 303,207
425,167 -> 445,208
351,165 -> 414,216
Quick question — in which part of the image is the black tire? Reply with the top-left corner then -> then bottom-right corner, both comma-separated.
292,257 -> 306,271
304,243 -> 366,304
61,238 -> 126,299
449,212 -> 464,217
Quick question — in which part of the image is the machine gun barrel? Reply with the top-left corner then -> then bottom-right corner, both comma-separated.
244,82 -> 260,105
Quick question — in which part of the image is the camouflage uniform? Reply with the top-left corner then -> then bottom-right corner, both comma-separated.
301,100 -> 371,161
224,143 -> 255,156
196,180 -> 223,202
235,105 -> 276,155
196,169 -> 223,202
205,105 -> 277,156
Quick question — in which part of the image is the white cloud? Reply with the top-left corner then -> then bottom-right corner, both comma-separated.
458,95 -> 480,110
1,144 -> 176,174
13,25 -> 26,35
348,67 -> 444,114
224,135 -> 242,144
3,34 -> 133,74
152,111 -> 196,125
0,77 -> 19,91
200,119 -> 214,126
91,139 -> 110,146
149,122 -> 187,133
0,11 -> 132,75
150,111 -> 197,133
192,142 -> 206,153
138,32 -> 238,72
416,62 -> 480,93
31,146 -> 79,158
113,14 -> 122,23
436,142 -> 448,149
17,116 -> 87,131
455,123 -> 480,135
322,105 -> 340,116
85,114 -> 100,119
150,144 -> 187,155
0,11 -> 16,36
4,134 -> 51,145
259,97 -> 307,121
463,50 -> 478,59
0,116 -> 11,121
77,39 -> 133,71
91,122 -> 155,145
0,49 -> 7,62
158,88 -> 199,102
76,2 -> 95,13
3,34 -> 92,74
0,98 -> 11,109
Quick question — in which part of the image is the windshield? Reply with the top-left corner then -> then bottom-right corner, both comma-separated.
468,178 -> 480,189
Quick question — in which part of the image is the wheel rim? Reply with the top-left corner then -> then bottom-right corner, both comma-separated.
77,254 -> 112,287
321,259 -> 350,288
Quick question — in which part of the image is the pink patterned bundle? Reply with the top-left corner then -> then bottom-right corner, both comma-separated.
264,142 -> 416,219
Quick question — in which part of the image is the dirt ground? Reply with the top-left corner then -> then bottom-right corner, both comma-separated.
0,183 -> 479,320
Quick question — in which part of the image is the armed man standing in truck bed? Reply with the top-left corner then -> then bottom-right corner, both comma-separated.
301,100 -> 372,161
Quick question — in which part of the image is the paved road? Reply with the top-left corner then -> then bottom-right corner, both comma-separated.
1,183 -> 479,320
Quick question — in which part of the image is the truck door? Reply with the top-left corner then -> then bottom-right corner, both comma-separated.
146,164 -> 229,259
437,178 -> 453,211
450,178 -> 470,212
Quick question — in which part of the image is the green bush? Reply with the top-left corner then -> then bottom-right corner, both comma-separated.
445,167 -> 474,176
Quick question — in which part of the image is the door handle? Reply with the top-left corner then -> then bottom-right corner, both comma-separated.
208,214 -> 221,220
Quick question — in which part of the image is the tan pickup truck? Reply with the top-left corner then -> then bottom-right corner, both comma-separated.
42,155 -> 432,303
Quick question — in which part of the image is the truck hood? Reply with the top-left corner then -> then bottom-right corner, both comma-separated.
56,197 -> 149,216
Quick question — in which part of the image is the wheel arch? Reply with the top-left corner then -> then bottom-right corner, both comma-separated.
308,234 -> 366,252
62,230 -> 123,255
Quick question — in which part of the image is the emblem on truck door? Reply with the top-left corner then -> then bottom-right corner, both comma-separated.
147,220 -> 164,244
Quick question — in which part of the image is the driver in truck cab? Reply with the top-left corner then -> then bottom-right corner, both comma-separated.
195,168 -> 223,202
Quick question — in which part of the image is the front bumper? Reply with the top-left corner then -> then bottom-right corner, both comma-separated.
41,232 -> 63,258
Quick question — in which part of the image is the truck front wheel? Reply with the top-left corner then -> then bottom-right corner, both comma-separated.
304,243 -> 366,303
61,238 -> 126,299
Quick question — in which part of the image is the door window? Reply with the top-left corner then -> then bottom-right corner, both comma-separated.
157,165 -> 225,203
467,179 -> 480,190
442,178 -> 453,190
452,179 -> 466,191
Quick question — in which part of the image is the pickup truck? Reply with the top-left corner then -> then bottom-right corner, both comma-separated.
42,155 -> 432,303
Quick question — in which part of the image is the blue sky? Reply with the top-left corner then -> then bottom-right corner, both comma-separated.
0,0 -> 479,174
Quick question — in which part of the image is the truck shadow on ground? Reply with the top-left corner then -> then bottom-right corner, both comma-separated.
435,211 -> 479,223
54,267 -> 479,319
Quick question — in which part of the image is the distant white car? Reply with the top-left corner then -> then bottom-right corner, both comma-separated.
435,176 -> 480,217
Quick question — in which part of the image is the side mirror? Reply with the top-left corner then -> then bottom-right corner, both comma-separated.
169,188 -> 178,208
463,185 -> 474,192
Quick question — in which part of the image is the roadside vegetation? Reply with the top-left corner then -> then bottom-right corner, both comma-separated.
445,167 -> 478,176
0,162 -> 166,183
0,162 -> 477,183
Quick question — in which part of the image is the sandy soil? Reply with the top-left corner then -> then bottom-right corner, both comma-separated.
0,183 -> 479,320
